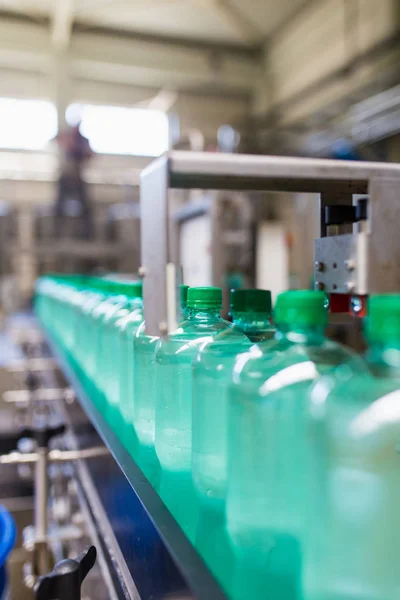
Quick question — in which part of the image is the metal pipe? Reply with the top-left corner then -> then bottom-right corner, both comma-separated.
7,358 -> 57,372
3,388 -> 74,404
35,447 -> 48,542
0,446 -> 109,464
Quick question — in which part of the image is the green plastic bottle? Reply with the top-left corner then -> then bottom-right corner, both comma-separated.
105,281 -> 143,430
81,278 -> 113,390
192,288 -> 274,590
132,285 -> 189,481
226,290 -> 361,600
35,274 -> 86,357
192,289 -> 274,513
75,277 -> 109,389
62,276 -> 87,362
155,286 -> 230,541
35,275 -> 58,335
305,294 -> 400,600
91,279 -> 127,410
230,288 -> 275,342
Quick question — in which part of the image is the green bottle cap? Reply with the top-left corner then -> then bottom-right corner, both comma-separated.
104,279 -> 121,293
117,280 -> 142,298
230,289 -> 272,314
274,290 -> 328,328
180,285 -> 189,308
367,294 -> 400,343
88,277 -> 110,292
187,286 -> 222,309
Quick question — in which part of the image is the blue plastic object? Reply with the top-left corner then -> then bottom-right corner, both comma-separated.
0,505 -> 16,598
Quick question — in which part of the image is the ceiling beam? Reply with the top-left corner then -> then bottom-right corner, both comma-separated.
51,0 -> 75,50
75,0 -> 117,15
0,17 -> 258,93
75,0 -> 261,47
201,0 -> 260,43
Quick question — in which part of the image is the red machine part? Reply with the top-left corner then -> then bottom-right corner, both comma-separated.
328,293 -> 368,317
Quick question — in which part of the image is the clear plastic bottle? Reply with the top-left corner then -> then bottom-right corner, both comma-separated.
106,281 -> 143,430
192,288 -> 274,590
155,286 -> 230,540
305,294 -> 400,600
90,279 -> 130,411
35,274 -> 86,356
193,289 -> 274,511
226,290 -> 361,600
132,285 -> 189,481
35,275 -> 57,334
78,277 -> 112,390
62,276 -> 89,364
231,288 -> 275,343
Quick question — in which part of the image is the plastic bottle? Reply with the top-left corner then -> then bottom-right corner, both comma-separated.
106,281 -> 143,430
155,286 -> 230,540
192,289 -> 273,516
62,276 -> 90,364
35,274 -> 86,357
226,290 -> 361,600
77,277 -> 111,390
89,279 -> 131,411
230,288 -> 275,342
35,275 -> 57,333
305,294 -> 400,600
192,288 -> 274,590
132,285 -> 189,481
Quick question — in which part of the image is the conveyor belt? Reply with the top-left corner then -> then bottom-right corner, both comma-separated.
47,332 -> 227,600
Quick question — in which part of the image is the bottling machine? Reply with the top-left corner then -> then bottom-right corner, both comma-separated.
1,152 -> 400,599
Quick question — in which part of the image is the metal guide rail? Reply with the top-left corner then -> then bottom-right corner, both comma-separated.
140,151 -> 400,335
46,333 -> 227,600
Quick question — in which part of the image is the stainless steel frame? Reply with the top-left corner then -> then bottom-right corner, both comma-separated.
140,151 -> 400,335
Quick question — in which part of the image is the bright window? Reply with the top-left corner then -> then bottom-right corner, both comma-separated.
0,98 -> 57,150
66,103 -> 169,156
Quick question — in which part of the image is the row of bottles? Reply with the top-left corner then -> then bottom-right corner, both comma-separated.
35,274 -> 400,600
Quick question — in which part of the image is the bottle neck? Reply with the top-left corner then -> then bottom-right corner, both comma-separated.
180,306 -> 189,320
232,311 -> 272,330
367,340 -> 400,376
276,322 -> 326,343
128,297 -> 143,308
187,307 -> 221,321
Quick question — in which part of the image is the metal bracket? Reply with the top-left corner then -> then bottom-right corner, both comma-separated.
141,151 -> 400,333
314,234 -> 357,294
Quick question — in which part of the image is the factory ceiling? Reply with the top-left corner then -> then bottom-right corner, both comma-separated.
0,0 -> 309,48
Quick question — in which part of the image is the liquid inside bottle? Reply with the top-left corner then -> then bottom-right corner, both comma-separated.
155,286 -> 230,541
192,289 -> 274,590
131,285 -> 189,485
109,282 -> 143,434
226,290 -> 362,600
305,294 -> 400,600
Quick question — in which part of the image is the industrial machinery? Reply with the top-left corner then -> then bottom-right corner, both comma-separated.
140,152 -> 400,334
1,152 -> 400,599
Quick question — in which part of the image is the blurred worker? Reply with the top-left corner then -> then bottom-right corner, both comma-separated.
55,122 -> 93,239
